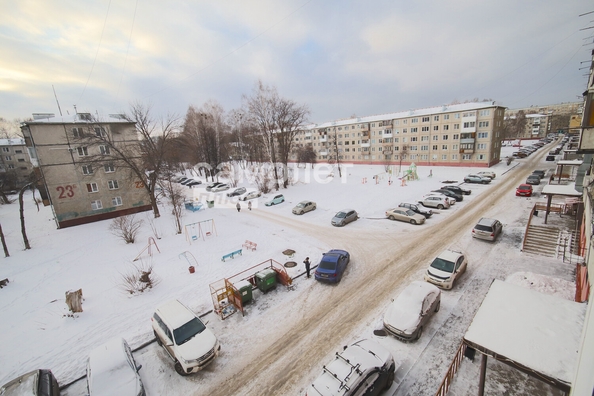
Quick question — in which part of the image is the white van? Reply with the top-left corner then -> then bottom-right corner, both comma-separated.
151,299 -> 220,376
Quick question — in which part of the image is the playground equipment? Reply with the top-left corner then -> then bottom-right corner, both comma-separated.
133,237 -> 161,262
242,240 -> 257,251
209,259 -> 293,320
221,249 -> 243,261
178,251 -> 199,269
184,219 -> 217,243
403,163 -> 419,181
184,201 -> 204,212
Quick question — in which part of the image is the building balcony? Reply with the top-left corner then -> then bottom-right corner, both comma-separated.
305,132 -> 312,138
319,135 -> 327,142
383,132 -> 393,138
578,126 -> 594,153
462,114 -> 477,122
461,126 -> 476,133
459,148 -> 475,154
362,131 -> 370,138
361,141 -> 370,148
460,138 -> 475,144
319,151 -> 328,156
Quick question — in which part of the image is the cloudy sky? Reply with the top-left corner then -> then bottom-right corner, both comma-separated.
0,0 -> 591,125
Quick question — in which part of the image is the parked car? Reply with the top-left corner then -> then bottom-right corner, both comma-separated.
385,208 -> 425,225
432,189 -> 463,202
314,249 -> 350,283
477,171 -> 495,179
546,155 -> 556,161
0,369 -> 60,396
464,174 -> 491,184
87,337 -> 145,396
383,281 -> 441,341
240,190 -> 262,201
292,200 -> 316,215
211,183 -> 230,192
226,187 -> 247,197
418,196 -> 450,210
441,185 -> 471,195
472,218 -> 503,241
174,176 -> 189,183
424,249 -> 467,290
265,194 -> 285,206
513,151 -> 528,158
516,184 -> 533,197
532,170 -> 546,179
526,175 -> 540,185
331,209 -> 358,226
423,193 -> 456,206
206,182 -> 223,191
181,178 -> 197,185
306,339 -> 395,396
398,202 -> 432,218
186,180 -> 202,188
151,299 -> 221,376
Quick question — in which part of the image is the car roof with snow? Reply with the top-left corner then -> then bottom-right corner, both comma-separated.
436,249 -> 463,263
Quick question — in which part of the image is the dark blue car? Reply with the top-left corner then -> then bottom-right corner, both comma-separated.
314,249 -> 350,283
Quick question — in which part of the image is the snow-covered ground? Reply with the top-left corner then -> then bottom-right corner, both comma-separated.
0,141 -> 577,395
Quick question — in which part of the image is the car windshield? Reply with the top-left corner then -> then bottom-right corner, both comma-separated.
430,257 -> 455,273
405,209 -> 415,216
173,317 -> 206,345
319,259 -> 337,270
519,186 -> 531,190
296,203 -> 305,208
335,212 -> 346,218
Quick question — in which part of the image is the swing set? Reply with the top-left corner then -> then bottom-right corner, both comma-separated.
184,219 -> 217,243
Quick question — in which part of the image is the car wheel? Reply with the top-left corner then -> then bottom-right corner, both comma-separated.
384,368 -> 395,390
389,215 -> 395,220
437,204 -> 444,209
416,326 -> 423,341
174,361 -> 189,376
435,300 -> 441,312
410,219 -> 417,225
154,331 -> 162,346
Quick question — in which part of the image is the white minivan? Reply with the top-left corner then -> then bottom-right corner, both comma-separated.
151,299 -> 221,376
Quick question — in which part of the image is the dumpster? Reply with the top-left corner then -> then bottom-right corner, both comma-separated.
207,200 -> 214,208
255,268 -> 277,293
234,279 -> 253,304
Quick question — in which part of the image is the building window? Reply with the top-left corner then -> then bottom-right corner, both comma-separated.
421,136 -> 429,141
444,115 -> 450,120
443,125 -> 449,131
82,165 -> 93,175
433,126 -> 439,131
452,154 -> 458,160
7,164 -> 14,169
91,200 -> 103,210
463,121 -> 476,128
434,115 -> 439,121
104,163 -> 115,173
432,145 -> 438,150
443,135 -> 449,140
99,145 -> 110,155
411,118 -> 418,123
94,127 -> 106,137
432,135 -> 439,141
462,154 -> 471,160
108,180 -> 119,190
422,126 -> 429,132
442,145 -> 448,150
478,132 -> 489,138
15,150 -> 22,154
411,137 -> 418,142
478,121 -> 489,128
1,147 -> 9,153
442,154 -> 447,160
72,127 -> 84,138
452,144 -> 458,150
455,114 -> 460,119
5,156 -> 11,161
86,183 -> 98,193
403,120 -> 407,124
453,134 -> 459,140
454,124 -> 460,129
478,154 -> 485,160
112,196 -> 123,206
421,145 -> 429,151
77,147 -> 89,156
479,110 -> 491,116
422,117 -> 430,122
403,128 -> 407,133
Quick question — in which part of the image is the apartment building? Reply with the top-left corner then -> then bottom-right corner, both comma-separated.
20,113 -> 152,229
294,102 -> 506,167
505,101 -> 582,138
0,138 -> 33,189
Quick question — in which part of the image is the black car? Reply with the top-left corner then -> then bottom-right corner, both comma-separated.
206,182 -> 223,191
526,175 -> 540,185
441,185 -> 471,195
532,170 -> 546,179
398,202 -> 433,218
432,189 -> 463,202
186,180 -> 202,187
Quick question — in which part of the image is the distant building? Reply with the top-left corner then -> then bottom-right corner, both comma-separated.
505,102 -> 582,138
20,113 -> 152,229
0,137 -> 33,189
294,102 -> 506,167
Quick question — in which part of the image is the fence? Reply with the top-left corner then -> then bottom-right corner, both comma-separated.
434,341 -> 468,396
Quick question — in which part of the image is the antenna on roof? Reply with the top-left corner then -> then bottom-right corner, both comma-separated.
52,85 -> 63,116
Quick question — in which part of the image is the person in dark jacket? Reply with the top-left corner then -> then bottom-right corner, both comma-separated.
304,257 -> 311,278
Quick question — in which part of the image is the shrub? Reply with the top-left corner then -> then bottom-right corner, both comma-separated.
109,215 -> 143,244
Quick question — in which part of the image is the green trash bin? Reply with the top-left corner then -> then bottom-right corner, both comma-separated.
234,279 -> 253,304
207,200 -> 214,208
255,268 -> 277,293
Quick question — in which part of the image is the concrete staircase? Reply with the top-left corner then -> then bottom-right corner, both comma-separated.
523,224 -> 580,260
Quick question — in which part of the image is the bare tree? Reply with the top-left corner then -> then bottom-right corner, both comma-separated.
18,182 -> 35,250
109,215 -> 143,244
398,145 -> 409,175
327,128 -> 343,178
0,222 -> 9,257
160,180 -> 185,234
296,145 -> 317,168
502,110 -> 527,139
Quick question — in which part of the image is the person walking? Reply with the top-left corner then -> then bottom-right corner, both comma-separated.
248,201 -> 252,211
303,257 -> 311,278
236,202 -> 241,212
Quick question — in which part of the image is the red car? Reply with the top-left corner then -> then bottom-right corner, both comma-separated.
516,184 -> 533,197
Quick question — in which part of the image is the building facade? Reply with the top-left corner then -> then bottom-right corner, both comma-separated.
0,138 -> 33,189
505,101 -> 582,138
293,102 -> 506,167
20,113 -> 152,229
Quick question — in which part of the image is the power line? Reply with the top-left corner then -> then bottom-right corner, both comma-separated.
116,0 -> 140,100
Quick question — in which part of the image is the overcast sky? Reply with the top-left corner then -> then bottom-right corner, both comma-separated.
0,0 -> 591,125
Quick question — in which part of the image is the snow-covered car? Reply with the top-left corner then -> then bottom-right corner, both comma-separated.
424,249 -> 467,290
87,337 -> 145,396
464,174 -> 491,184
186,180 -> 202,188
292,200 -> 316,215
441,185 -> 471,195
0,369 -> 60,396
418,196 -> 450,210
385,208 -> 425,225
265,194 -> 285,206
422,193 -> 456,206
226,187 -> 246,197
331,209 -> 358,226
181,178 -> 197,185
151,299 -> 221,376
476,171 -> 496,179
211,183 -> 230,192
240,190 -> 262,201
398,202 -> 432,218
383,281 -> 441,341
205,182 -> 223,191
306,339 -> 395,396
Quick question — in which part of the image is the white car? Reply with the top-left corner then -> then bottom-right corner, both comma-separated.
210,183 -> 230,192
423,193 -> 456,206
418,195 -> 450,209
87,337 -> 145,396
152,300 -> 221,375
424,249 -> 468,290
306,339 -> 395,396
383,281 -> 441,341
240,190 -> 262,201
476,171 -> 496,179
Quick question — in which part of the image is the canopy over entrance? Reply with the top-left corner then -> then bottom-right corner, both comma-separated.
463,280 -> 586,393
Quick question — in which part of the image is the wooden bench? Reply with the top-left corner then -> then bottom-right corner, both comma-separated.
242,240 -> 257,251
222,249 -> 243,261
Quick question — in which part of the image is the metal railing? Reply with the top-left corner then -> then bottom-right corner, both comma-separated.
434,341 -> 467,396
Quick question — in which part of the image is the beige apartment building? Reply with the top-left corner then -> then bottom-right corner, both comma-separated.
294,102 -> 506,167
20,113 -> 152,229
0,138 -> 33,189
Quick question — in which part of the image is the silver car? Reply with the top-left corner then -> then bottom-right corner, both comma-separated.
292,200 -> 316,215
331,209 -> 358,227
472,217 -> 503,241
385,208 -> 425,225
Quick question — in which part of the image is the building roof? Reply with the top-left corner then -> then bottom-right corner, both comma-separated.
306,101 -> 503,130
541,183 -> 582,197
23,112 -> 133,125
464,279 -> 585,392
